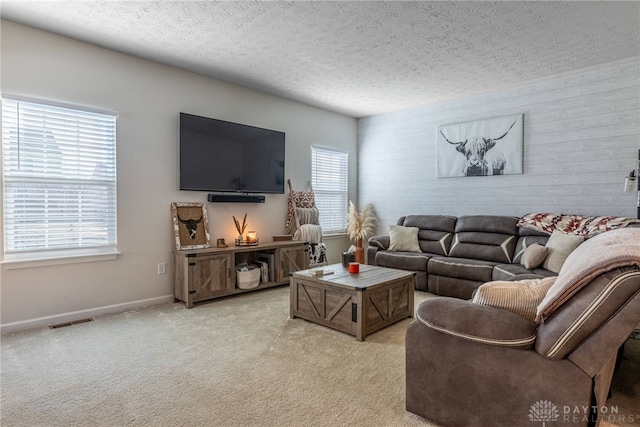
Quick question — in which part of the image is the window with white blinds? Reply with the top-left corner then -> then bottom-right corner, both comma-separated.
311,146 -> 348,234
2,96 -> 117,258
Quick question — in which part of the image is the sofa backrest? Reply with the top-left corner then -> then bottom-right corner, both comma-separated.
449,215 -> 518,263
535,228 -> 640,366
536,265 -> 640,362
513,226 -> 551,264
398,215 -> 457,256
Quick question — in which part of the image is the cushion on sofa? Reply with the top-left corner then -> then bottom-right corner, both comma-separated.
375,250 -> 431,272
449,232 -> 517,264
472,276 -> 557,322
428,257 -> 496,283
416,297 -> 537,349
522,243 -> 549,269
492,264 -> 556,281
388,225 -> 421,252
428,275 -> 485,299
448,216 -> 518,263
401,215 -> 457,232
455,215 -> 518,235
401,215 -> 457,255
541,230 -> 584,273
513,227 -> 551,264
517,226 -> 553,237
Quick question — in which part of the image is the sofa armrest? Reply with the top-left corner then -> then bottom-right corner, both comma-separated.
368,235 -> 389,250
414,297 -> 537,350
507,273 -> 546,281
367,235 -> 390,265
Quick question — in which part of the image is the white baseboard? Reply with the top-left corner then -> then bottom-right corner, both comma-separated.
1,294 -> 175,334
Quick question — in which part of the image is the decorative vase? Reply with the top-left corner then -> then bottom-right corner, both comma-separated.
355,238 -> 365,264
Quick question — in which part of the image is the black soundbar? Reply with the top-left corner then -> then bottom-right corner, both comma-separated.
207,193 -> 266,203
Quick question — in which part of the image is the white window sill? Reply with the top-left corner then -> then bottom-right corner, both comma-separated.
322,232 -> 348,239
2,247 -> 120,269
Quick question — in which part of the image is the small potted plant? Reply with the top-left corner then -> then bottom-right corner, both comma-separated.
346,201 -> 377,264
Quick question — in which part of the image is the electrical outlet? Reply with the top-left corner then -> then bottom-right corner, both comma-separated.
157,263 -> 166,275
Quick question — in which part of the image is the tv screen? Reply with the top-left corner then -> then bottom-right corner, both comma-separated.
180,113 -> 285,194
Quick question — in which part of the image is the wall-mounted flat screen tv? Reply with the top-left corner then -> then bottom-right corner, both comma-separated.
180,113 -> 285,194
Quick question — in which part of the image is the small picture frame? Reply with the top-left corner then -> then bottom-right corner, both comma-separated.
171,202 -> 210,250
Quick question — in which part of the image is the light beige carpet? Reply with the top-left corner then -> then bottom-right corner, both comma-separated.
1,287 -> 638,427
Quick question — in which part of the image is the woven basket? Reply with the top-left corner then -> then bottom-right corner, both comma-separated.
237,268 -> 260,289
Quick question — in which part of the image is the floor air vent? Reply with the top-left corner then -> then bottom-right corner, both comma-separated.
49,318 -> 94,329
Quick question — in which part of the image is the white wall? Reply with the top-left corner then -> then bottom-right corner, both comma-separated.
359,57 -> 640,234
0,21 -> 356,330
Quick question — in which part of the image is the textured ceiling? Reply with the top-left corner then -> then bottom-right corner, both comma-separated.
1,1 -> 639,118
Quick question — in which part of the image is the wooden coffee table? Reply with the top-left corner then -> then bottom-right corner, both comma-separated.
290,263 -> 415,341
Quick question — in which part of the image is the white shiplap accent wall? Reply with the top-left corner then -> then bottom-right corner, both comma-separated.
359,57 -> 640,234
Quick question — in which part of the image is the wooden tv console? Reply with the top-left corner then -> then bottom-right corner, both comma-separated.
173,240 -> 309,308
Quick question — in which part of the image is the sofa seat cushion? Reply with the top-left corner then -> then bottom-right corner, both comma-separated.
492,263 -> 556,281
416,297 -> 537,349
427,275 -> 483,300
375,250 -> 433,272
428,256 -> 496,283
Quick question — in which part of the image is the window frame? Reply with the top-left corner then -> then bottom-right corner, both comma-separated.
1,95 -> 119,268
311,146 -> 349,235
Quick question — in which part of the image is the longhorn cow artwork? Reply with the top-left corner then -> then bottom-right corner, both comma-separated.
436,114 -> 524,178
178,215 -> 202,239
171,202 -> 211,250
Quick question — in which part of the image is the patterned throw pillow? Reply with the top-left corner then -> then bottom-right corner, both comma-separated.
472,277 -> 557,322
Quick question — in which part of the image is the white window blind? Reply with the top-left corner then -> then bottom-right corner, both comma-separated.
2,96 -> 117,257
311,146 -> 348,234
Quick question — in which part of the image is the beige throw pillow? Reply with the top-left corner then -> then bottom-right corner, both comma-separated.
542,230 -> 584,273
472,277 -> 557,322
522,243 -> 549,269
388,225 -> 421,252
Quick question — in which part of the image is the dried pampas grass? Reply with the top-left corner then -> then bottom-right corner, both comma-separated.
347,201 -> 377,242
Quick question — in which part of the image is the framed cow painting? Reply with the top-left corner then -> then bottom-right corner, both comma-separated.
436,114 -> 524,177
171,202 -> 211,250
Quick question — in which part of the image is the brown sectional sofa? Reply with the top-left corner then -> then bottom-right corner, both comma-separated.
368,214 -> 584,299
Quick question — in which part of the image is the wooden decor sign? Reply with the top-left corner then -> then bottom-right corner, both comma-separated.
171,202 -> 211,250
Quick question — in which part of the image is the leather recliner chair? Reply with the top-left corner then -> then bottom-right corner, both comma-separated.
405,228 -> 640,427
